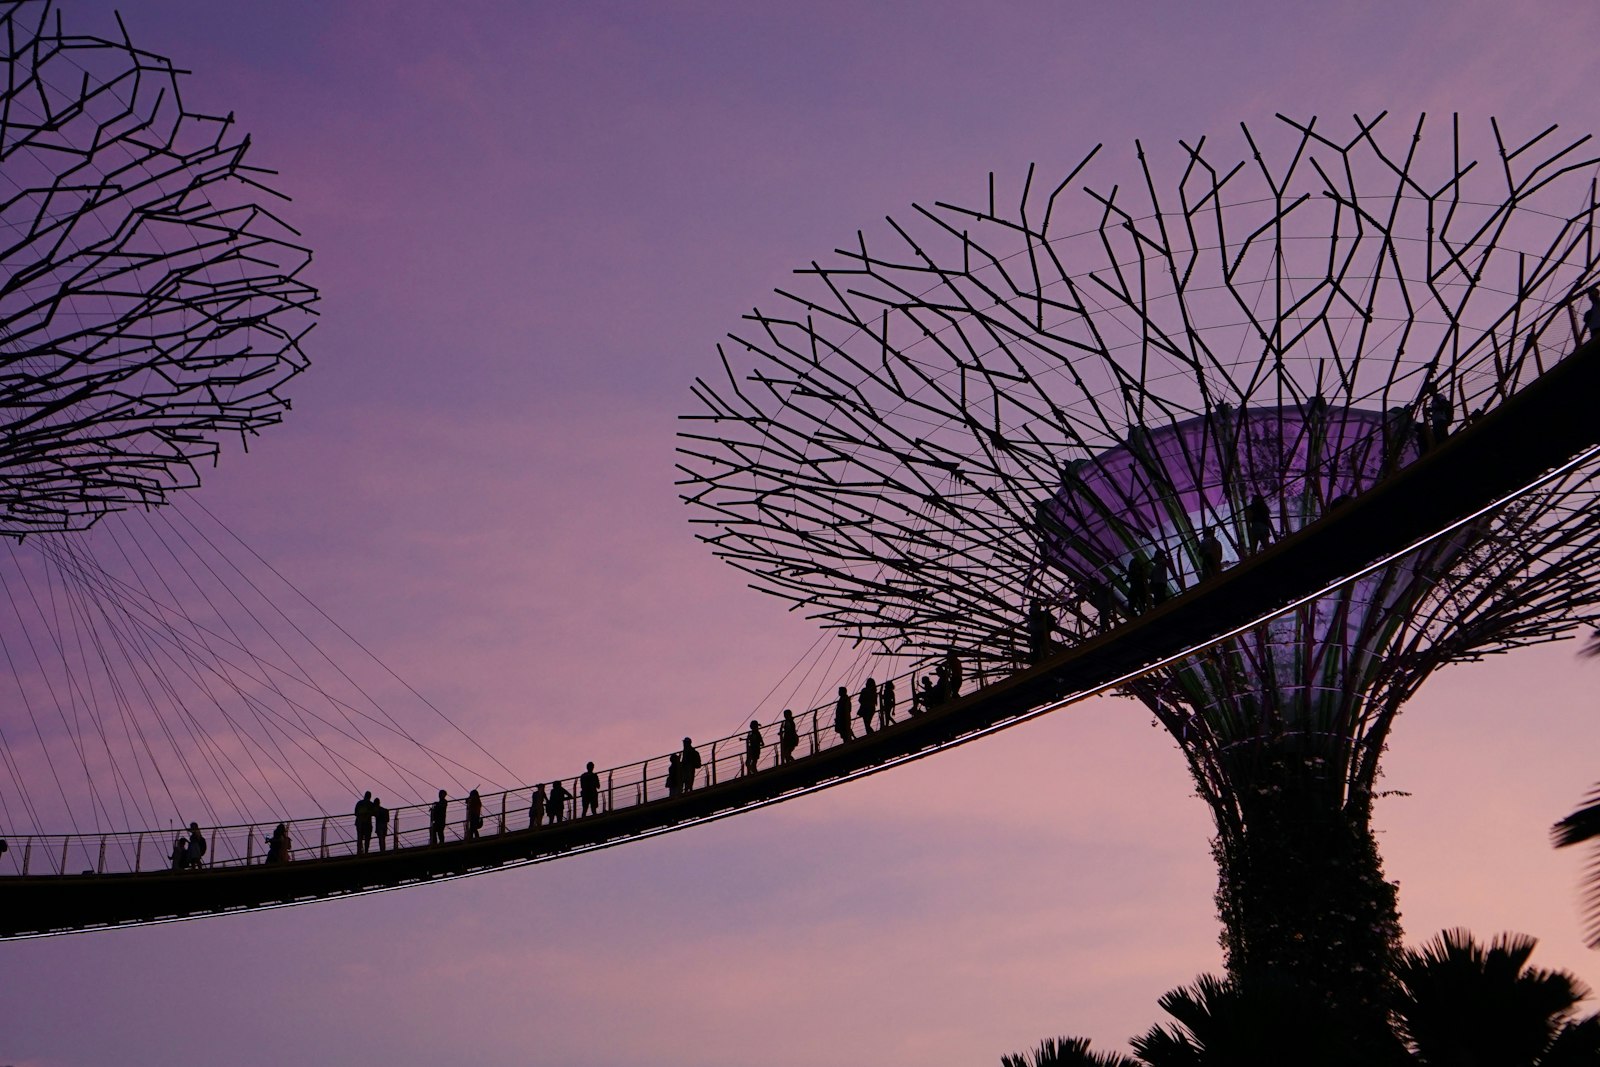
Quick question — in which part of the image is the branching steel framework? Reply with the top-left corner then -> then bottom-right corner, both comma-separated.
679,113 -> 1600,1026
0,1 -> 315,537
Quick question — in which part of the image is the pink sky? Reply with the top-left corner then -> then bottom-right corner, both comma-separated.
5,2 -> 1600,1064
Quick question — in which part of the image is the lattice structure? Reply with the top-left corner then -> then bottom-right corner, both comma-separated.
0,1 -> 315,536
680,113 -> 1600,1026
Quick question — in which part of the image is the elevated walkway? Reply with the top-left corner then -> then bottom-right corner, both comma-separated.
4,333 -> 1599,939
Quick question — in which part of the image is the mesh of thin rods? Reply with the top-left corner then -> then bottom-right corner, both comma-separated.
679,114 -> 1600,813
0,1 -> 315,536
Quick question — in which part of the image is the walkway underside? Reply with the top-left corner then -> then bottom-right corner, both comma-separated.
5,337 -> 1600,939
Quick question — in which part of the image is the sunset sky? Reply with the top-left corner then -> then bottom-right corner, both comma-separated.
5,2 -> 1600,1065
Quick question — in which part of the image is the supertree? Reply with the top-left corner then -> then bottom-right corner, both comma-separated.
0,1 -> 328,837
0,1 -> 315,537
679,114 -> 1600,1033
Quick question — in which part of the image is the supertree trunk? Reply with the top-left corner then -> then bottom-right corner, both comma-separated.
1210,740 -> 1400,1033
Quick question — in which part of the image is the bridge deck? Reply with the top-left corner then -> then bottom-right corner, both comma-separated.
4,334 -> 1599,939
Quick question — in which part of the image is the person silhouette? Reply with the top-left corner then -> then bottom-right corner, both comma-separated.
666,753 -> 682,798
879,678 -> 896,727
465,788 -> 484,841
1429,390 -> 1453,444
170,834 -> 188,871
1199,527 -> 1224,580
185,822 -> 206,869
857,678 -> 878,735
530,783 -> 547,828
1586,287 -> 1600,341
944,651 -> 963,699
917,674 -> 936,713
429,789 -> 448,845
372,797 -> 389,852
1245,495 -> 1274,553
547,780 -> 571,823
779,709 -> 799,764
1151,547 -> 1174,603
833,686 -> 855,742
679,738 -> 702,792
354,790 -> 374,855
744,721 -> 763,775
580,762 -> 601,816
1027,599 -> 1059,663
265,822 -> 290,864
1127,551 -> 1152,613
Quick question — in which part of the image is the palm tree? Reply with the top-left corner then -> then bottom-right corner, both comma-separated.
1391,929 -> 1600,1065
1553,631 -> 1600,947
1000,1036 -> 1139,1067
1007,930 -> 1599,1067
1128,972 -> 1406,1067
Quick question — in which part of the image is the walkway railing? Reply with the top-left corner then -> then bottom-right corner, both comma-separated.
0,660 -> 967,879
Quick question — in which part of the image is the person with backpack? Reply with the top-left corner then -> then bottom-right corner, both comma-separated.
185,822 -> 207,869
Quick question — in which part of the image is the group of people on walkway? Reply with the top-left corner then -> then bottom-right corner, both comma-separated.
1032,494 -> 1287,654
353,791 -> 391,854
527,762 -> 602,828
203,659 -> 971,871
832,653 -> 962,744
426,787 -> 486,844
169,822 -> 207,870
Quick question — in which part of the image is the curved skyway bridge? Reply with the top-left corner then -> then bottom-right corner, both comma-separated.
2,335 -> 1598,940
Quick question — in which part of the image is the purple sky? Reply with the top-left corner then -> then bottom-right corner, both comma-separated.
6,2 -> 1600,1065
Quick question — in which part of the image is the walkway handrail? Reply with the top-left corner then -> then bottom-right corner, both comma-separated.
0,654 -> 956,877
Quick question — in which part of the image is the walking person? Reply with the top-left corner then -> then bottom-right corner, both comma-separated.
834,686 -> 855,742
744,721 -> 763,775
779,709 -> 799,764
354,790 -> 374,855
879,678 -> 896,727
429,789 -> 448,845
580,762 -> 601,816
857,678 -> 878,735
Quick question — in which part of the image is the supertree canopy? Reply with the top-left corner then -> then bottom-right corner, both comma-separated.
0,1 -> 315,537
679,113 -> 1600,1032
